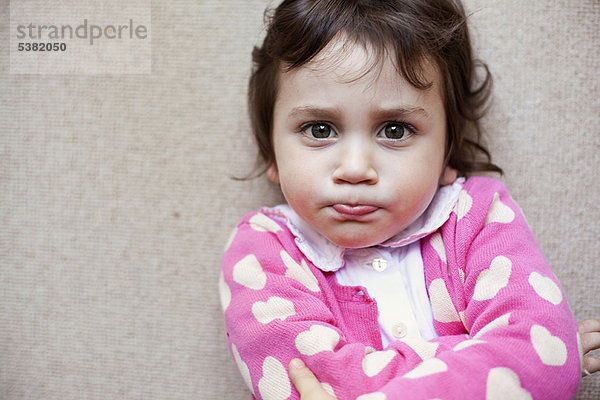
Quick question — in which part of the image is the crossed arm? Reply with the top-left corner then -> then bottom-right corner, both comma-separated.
224,186 -> 590,399
289,319 -> 600,400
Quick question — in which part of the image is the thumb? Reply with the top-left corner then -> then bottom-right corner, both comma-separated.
288,358 -> 323,396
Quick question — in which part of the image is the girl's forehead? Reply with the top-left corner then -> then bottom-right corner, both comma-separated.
289,35 -> 441,95
303,36 -> 384,83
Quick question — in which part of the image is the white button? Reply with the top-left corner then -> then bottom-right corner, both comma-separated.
371,257 -> 387,272
391,322 -> 408,339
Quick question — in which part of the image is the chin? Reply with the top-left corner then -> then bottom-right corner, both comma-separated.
328,233 -> 383,249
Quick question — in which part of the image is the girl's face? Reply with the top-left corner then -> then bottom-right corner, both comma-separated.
267,39 -> 456,248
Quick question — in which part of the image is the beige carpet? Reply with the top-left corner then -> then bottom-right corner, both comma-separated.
1,0 -> 598,398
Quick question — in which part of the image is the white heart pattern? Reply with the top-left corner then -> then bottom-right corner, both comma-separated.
528,272 -> 562,305
474,313 -> 511,339
356,393 -> 387,400
430,232 -> 446,263
485,192 -> 515,226
219,271 -> 231,311
252,297 -> 296,324
453,339 -> 486,351
530,325 -> 567,366
473,256 -> 512,301
362,350 -> 396,377
400,337 -> 439,360
250,213 -> 282,233
233,254 -> 267,290
486,367 -> 532,400
455,190 -> 473,220
429,278 -> 461,323
281,250 -> 320,292
403,358 -> 448,379
258,356 -> 291,400
295,325 -> 340,356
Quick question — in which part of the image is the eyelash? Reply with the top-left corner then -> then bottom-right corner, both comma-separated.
376,122 -> 417,141
299,121 -> 417,141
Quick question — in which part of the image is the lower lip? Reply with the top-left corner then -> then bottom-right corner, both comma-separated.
332,204 -> 379,217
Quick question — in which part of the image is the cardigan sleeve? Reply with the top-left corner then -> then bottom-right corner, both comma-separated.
390,177 -> 582,399
220,177 -> 582,400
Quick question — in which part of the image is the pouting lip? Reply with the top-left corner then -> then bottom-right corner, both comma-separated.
331,203 -> 379,217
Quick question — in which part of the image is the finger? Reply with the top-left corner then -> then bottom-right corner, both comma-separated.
289,359 -> 322,396
581,332 -> 600,354
583,355 -> 600,376
578,319 -> 600,335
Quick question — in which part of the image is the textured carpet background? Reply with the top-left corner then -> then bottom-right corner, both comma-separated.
1,0 -> 598,398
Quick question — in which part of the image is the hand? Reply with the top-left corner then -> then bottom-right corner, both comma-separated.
579,319 -> 600,376
289,359 -> 337,400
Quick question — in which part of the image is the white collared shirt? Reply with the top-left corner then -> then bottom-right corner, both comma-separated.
272,178 -> 464,347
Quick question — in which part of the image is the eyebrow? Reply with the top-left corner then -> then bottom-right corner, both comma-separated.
287,106 -> 342,120
287,105 -> 431,120
372,106 -> 431,121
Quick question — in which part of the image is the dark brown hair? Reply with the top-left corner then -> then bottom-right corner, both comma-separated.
248,0 -> 502,176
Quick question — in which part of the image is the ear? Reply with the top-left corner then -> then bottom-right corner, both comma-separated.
266,162 -> 280,184
439,165 -> 457,186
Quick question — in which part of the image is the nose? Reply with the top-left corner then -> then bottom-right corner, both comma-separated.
332,139 -> 378,185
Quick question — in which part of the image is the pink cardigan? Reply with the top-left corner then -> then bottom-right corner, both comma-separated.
220,177 -> 581,399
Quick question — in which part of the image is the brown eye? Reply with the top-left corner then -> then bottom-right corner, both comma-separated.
377,122 -> 417,142
310,124 -> 333,138
382,123 -> 408,139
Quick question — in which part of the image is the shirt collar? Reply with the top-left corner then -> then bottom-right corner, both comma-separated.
263,178 -> 464,272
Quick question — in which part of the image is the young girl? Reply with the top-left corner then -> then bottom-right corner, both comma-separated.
220,1 -> 598,399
